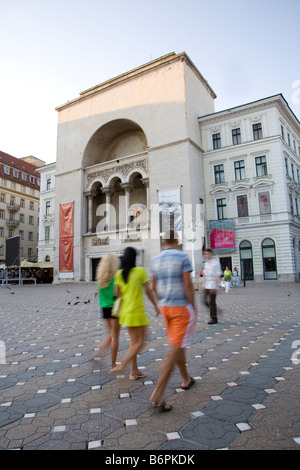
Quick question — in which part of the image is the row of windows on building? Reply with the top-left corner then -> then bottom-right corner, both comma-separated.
1,165 -> 40,186
212,122 -> 300,157
215,190 -> 300,220
0,193 -> 38,210
213,155 -> 269,184
212,123 -> 264,149
1,179 -> 37,196
0,227 -> 38,240
281,125 -> 300,155
216,191 -> 269,220
0,211 -> 38,225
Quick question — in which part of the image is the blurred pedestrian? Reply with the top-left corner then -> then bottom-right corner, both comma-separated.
95,253 -> 120,370
224,266 -> 232,294
110,247 -> 160,380
150,230 -> 197,412
233,267 -> 240,287
202,248 -> 222,324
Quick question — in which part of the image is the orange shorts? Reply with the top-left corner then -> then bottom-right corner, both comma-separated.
160,304 -> 196,348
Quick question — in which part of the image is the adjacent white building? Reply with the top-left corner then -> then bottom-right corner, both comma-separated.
199,94 -> 300,281
38,162 -> 56,263
52,52 -> 300,283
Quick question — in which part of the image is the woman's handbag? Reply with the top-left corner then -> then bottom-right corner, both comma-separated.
112,297 -> 121,318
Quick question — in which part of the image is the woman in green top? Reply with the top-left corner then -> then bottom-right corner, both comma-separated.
224,266 -> 232,294
111,247 -> 160,380
95,253 -> 120,370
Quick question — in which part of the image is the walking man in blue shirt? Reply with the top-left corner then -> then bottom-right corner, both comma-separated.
150,230 -> 197,412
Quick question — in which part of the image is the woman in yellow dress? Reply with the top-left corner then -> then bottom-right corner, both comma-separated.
111,247 -> 160,380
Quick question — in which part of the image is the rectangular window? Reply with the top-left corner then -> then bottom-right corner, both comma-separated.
45,200 -> 51,215
237,195 -> 249,217
4,166 -> 10,175
13,169 -> 19,178
214,164 -> 225,184
253,123 -> 263,140
0,210 -> 4,219
29,215 -> 34,225
289,194 -> 294,214
258,192 -> 271,215
285,158 -> 289,175
234,160 -> 246,180
232,128 -> 241,145
28,232 -> 33,241
291,163 -> 295,180
46,178 -> 51,190
45,226 -> 50,241
212,133 -> 221,150
255,156 -> 268,177
29,201 -> 34,210
281,125 -> 285,140
216,198 -> 227,220
0,193 -> 5,203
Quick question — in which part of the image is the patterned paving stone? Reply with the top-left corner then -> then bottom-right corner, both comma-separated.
0,282 -> 299,450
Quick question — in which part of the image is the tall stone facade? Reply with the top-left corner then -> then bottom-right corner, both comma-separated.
54,52 -> 216,282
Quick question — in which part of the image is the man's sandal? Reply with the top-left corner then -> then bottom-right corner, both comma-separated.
153,401 -> 172,412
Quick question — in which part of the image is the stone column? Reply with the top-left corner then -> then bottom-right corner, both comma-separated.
120,182 -> 133,227
85,191 -> 96,233
102,186 -> 115,232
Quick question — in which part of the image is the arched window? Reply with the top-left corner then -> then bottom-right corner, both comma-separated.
239,240 -> 253,280
262,238 -> 277,280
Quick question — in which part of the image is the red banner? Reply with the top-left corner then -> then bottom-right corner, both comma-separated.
59,203 -> 74,272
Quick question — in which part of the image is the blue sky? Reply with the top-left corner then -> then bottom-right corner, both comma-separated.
1,0 -> 299,163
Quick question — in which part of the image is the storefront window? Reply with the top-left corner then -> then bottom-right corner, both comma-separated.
262,238 -> 277,280
239,240 -> 253,280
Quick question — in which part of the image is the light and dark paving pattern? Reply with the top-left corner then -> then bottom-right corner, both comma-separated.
0,282 -> 299,450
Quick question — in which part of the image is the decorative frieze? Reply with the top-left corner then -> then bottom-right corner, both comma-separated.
86,159 -> 148,186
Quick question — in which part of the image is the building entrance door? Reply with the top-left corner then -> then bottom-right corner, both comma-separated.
92,258 -> 101,281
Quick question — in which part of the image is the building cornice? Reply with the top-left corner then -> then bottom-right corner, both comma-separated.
55,52 -> 216,112
198,94 -> 300,135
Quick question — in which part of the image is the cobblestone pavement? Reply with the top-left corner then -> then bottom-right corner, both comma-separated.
0,281 -> 299,451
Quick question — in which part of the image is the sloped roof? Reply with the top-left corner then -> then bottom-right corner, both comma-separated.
0,150 -> 41,189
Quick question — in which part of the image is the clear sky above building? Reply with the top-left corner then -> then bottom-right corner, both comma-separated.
1,0 -> 299,163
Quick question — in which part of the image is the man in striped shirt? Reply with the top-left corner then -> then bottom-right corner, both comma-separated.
150,230 -> 197,412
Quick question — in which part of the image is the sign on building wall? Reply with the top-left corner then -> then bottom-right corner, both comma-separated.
209,219 -> 235,253
158,188 -> 182,244
59,202 -> 74,272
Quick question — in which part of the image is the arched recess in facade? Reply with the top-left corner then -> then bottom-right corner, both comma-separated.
82,118 -> 148,167
83,119 -> 149,235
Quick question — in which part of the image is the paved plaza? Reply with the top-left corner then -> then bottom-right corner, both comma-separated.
0,281 -> 300,451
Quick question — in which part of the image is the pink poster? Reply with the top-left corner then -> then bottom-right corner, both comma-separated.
210,228 -> 235,250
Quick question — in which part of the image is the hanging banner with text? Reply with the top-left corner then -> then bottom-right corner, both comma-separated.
209,219 -> 235,253
59,202 -> 74,272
